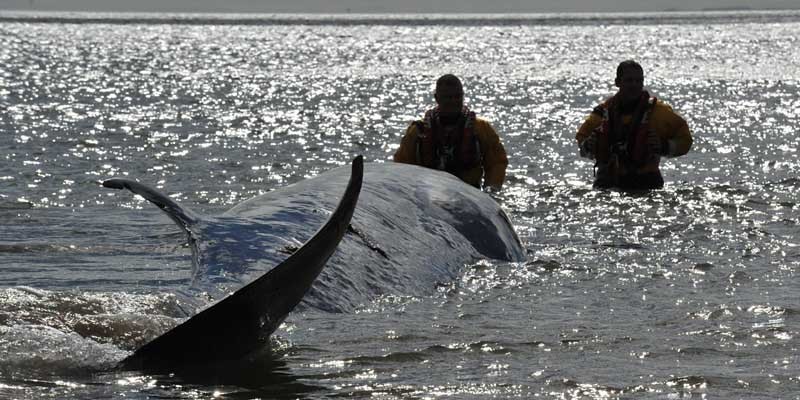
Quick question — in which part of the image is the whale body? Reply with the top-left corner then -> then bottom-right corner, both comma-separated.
103,157 -> 525,370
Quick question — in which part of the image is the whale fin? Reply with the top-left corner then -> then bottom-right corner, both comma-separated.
102,178 -> 200,235
119,156 -> 364,371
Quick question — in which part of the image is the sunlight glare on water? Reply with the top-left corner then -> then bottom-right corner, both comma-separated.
2,11 -> 800,399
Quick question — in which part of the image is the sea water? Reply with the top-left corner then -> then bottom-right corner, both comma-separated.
1,10 -> 800,399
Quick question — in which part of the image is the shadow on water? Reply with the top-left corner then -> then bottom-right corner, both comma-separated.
114,347 -> 325,399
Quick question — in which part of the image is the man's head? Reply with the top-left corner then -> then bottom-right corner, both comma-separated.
434,74 -> 464,115
614,60 -> 644,103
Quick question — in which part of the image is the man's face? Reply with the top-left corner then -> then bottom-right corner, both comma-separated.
434,84 -> 464,115
615,67 -> 644,103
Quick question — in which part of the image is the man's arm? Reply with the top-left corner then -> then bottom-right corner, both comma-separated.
393,123 -> 420,164
665,115 -> 692,158
653,103 -> 693,157
476,120 -> 508,190
576,113 -> 603,159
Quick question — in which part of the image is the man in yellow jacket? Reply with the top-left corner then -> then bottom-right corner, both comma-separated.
576,60 -> 693,190
393,74 -> 508,191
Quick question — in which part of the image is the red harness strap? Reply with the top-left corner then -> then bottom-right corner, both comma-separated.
593,92 -> 656,168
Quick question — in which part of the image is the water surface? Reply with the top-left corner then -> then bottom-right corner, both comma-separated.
1,10 -> 800,399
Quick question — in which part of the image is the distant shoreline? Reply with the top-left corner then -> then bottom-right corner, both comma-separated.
1,9 -> 800,26
1,3 -> 800,14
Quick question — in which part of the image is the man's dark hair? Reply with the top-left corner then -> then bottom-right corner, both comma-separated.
436,74 -> 463,92
616,60 -> 643,80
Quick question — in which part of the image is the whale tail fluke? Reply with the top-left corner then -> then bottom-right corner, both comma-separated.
116,156 -> 363,371
102,178 -> 200,235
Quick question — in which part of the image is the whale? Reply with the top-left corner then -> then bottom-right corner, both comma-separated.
102,156 -> 525,371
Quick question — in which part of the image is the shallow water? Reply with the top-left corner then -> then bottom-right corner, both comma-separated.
2,10 -> 800,399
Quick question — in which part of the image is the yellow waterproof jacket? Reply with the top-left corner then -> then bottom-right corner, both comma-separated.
576,99 -> 692,176
394,117 -> 508,188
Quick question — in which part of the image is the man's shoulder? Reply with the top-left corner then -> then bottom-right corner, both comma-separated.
653,98 -> 674,109
474,116 -> 495,128
590,97 -> 615,115
473,117 -> 499,136
651,99 -> 688,125
406,120 -> 425,133
652,99 -> 681,116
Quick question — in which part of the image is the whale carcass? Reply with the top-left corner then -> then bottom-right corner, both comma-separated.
103,157 -> 524,370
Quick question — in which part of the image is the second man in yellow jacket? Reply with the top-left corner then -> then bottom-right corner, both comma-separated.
576,60 -> 693,190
